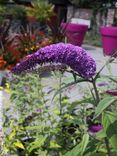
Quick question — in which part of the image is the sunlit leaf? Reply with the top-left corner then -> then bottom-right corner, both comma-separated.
8,129 -> 16,140
14,141 -> 25,150
49,141 -> 61,149
94,97 -> 117,118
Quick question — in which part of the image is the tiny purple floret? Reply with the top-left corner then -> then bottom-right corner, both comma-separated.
12,43 -> 96,79
88,124 -> 103,133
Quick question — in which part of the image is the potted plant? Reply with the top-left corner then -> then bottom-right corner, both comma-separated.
61,22 -> 88,46
26,0 -> 54,23
100,26 -> 117,56
100,6 -> 117,56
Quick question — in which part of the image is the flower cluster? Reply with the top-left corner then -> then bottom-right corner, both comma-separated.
12,43 -> 96,78
15,29 -> 52,57
0,28 -> 52,70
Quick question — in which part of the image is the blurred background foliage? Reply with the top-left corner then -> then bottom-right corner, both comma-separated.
26,0 -> 54,22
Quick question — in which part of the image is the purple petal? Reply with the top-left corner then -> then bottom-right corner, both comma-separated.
88,124 -> 103,133
106,90 -> 117,96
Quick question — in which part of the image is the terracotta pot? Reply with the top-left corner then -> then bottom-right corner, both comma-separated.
61,23 -> 88,46
100,26 -> 117,56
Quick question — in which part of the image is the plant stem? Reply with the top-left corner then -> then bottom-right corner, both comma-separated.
38,73 -> 52,127
104,138 -> 112,156
92,78 -> 100,105
59,73 -> 62,115
91,78 -> 112,155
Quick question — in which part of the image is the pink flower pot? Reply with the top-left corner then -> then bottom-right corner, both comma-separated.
61,23 -> 88,46
100,26 -> 117,56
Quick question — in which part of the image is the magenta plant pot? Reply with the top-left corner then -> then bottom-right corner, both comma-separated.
61,23 -> 88,46
100,26 -> 117,56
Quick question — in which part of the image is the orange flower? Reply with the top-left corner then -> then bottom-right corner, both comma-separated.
0,56 -> 6,70
6,64 -> 15,70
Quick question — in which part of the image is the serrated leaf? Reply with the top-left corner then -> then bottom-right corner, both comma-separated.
94,97 -> 117,119
28,135 -> 46,153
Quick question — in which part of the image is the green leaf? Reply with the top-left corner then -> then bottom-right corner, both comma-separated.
102,111 -> 117,152
28,135 -> 46,153
96,130 -> 106,140
64,133 -> 89,156
8,129 -> 16,140
84,139 -> 99,155
94,97 -> 117,118
63,143 -> 81,156
14,141 -> 25,150
49,141 -> 61,149
80,133 -> 89,156
53,109 -> 60,115
25,124 -> 45,131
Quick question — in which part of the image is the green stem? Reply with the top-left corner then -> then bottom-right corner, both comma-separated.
91,78 -> 112,155
104,138 -> 112,156
59,73 -> 62,115
38,74 -> 52,127
91,78 -> 100,105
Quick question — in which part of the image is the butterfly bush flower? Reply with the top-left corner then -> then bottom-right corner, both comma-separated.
12,43 -> 96,79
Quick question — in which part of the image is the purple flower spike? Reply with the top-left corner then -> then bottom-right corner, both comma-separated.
106,90 -> 117,96
89,124 -> 103,133
12,43 -> 96,79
